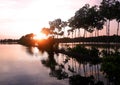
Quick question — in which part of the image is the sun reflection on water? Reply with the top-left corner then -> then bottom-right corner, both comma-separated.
28,47 -> 48,60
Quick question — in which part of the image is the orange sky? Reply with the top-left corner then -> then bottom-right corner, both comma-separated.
0,0 -> 118,39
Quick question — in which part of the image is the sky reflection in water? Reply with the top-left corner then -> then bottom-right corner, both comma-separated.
0,45 -> 68,85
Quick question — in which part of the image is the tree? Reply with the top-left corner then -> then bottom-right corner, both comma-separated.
77,4 -> 90,37
87,5 -> 104,37
68,4 -> 104,38
41,27 -> 52,36
49,18 -> 67,38
61,21 -> 68,37
68,4 -> 90,38
19,33 -> 36,46
115,1 -> 120,35
68,17 -> 75,38
101,55 -> 120,85
100,0 -> 117,36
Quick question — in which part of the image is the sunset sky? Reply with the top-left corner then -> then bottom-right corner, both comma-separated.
0,0 -> 118,39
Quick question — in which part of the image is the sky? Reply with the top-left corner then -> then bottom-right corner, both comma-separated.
0,0 -> 118,39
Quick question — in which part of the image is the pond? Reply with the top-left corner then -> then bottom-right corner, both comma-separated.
0,44 -> 109,85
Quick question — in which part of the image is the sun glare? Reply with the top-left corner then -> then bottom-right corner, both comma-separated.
33,32 -> 47,40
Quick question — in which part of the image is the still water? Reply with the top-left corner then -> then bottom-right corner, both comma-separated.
0,44 -> 107,85
0,44 -> 69,85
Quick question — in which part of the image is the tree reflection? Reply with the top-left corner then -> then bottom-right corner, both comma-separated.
39,50 -> 105,84
69,75 -> 104,85
25,46 -> 106,85
26,47 -> 34,56
69,75 -> 94,85
41,51 -> 68,80
25,47 -> 42,57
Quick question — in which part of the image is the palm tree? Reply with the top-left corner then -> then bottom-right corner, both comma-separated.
85,5 -> 105,37
68,4 -> 90,38
69,4 -> 104,38
99,0 -> 117,36
78,28 -> 81,37
115,1 -> 120,35
76,4 -> 90,38
68,4 -> 106,39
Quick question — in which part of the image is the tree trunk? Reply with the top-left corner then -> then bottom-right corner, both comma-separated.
117,22 -> 120,36
108,20 -> 110,36
72,31 -> 74,47
78,29 -> 80,37
97,64 -> 100,80
97,30 -> 99,37
106,21 -> 108,36
74,29 -> 76,38
95,29 -> 97,37
72,31 -> 73,38
77,29 -> 79,37
83,64 -> 86,76
91,65 -> 93,75
83,29 -> 86,38
63,27 -> 65,37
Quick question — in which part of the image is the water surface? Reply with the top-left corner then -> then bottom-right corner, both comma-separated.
0,44 -> 109,85
0,44 -> 69,85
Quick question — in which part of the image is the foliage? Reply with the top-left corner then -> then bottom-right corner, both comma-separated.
18,33 -> 36,46
70,45 -> 88,55
68,4 -> 105,35
101,55 -> 120,85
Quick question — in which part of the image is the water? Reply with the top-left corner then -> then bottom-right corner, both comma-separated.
0,44 -> 69,85
0,44 -> 108,85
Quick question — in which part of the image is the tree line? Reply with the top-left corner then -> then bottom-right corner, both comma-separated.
41,0 -> 120,38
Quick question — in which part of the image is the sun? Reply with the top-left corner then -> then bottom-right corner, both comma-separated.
33,32 -> 47,40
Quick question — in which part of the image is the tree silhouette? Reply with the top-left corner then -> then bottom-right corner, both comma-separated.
87,5 -> 104,37
41,27 -> 52,36
41,52 -> 68,80
68,17 -> 76,38
74,4 -> 90,37
61,21 -> 67,37
101,55 -> 120,85
19,33 -> 36,46
49,18 -> 67,38
68,4 -> 104,38
100,0 -> 117,36
115,1 -> 120,35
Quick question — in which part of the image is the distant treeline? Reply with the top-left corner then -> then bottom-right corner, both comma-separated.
56,35 -> 120,43
0,39 -> 19,44
1,35 -> 120,46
